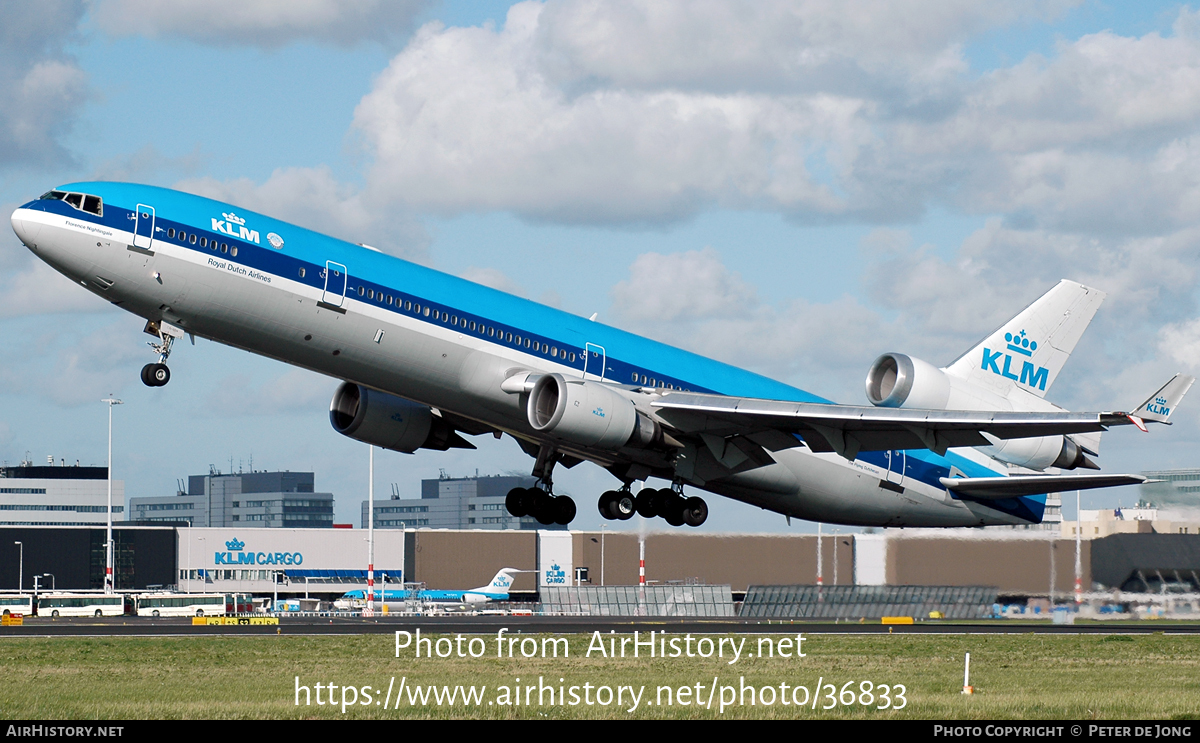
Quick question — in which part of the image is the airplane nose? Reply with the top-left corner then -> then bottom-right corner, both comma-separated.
11,209 -> 40,248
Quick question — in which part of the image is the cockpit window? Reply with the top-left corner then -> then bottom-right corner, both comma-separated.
41,190 -> 103,216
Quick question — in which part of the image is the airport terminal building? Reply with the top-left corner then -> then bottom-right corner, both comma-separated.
0,464 -> 123,527
360,474 -> 564,531
129,470 -> 334,528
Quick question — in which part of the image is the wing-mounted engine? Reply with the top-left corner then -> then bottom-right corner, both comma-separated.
329,382 -> 475,453
526,374 -> 673,450
864,352 -> 1097,471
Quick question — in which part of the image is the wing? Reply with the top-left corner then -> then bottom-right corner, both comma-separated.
652,373 -> 1193,460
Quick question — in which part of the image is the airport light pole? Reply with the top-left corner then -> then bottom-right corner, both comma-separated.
600,524 -> 606,587
1074,490 -> 1083,605
366,445 -> 375,617
102,397 -> 123,594
13,542 -> 21,593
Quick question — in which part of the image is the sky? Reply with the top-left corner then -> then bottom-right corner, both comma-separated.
3,0 -> 1200,533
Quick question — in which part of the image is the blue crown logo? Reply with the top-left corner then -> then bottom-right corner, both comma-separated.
1156,396 -> 1168,406
226,538 -> 244,551
1004,330 -> 1038,357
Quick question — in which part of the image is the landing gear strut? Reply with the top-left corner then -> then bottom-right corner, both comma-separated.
141,320 -> 180,387
504,444 -> 576,525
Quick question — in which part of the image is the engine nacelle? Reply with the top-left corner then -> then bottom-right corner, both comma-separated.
979,433 -> 1093,471
865,353 -> 951,409
526,374 -> 664,450
329,383 -> 464,453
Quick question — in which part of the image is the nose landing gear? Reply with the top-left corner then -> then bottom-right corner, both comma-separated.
140,319 -> 183,387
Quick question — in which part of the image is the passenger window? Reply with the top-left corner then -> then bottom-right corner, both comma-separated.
218,242 -> 225,251
433,309 -> 440,320
405,301 -> 412,311
231,247 -> 237,257
423,307 -> 430,317
299,268 -> 306,278
167,228 -> 175,238
525,338 -> 531,348
632,373 -> 638,382
386,296 -> 393,305
200,237 -> 208,248
220,243 -> 226,253
570,353 -> 576,362
179,232 -> 187,242
368,289 -> 374,299
551,347 -> 558,357
190,234 -> 198,244
83,195 -> 102,215
358,287 -> 365,296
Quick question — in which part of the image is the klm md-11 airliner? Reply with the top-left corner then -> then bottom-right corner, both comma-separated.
10,183 -> 1193,529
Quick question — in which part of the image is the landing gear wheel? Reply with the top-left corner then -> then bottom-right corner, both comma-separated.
141,363 -> 170,387
613,492 -> 635,521
598,490 -> 619,519
634,489 -> 658,518
533,488 -> 556,525
552,495 -> 576,525
662,495 -> 685,527
505,487 -> 529,518
682,496 -> 708,527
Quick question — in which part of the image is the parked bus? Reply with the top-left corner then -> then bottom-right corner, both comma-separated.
135,593 -> 235,617
37,593 -> 125,617
0,594 -> 33,616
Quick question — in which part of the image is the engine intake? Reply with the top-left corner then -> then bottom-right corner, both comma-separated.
865,353 -> 951,409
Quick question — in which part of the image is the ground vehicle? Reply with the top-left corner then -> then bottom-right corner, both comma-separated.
135,593 -> 228,617
0,594 -> 34,616
36,593 -> 124,617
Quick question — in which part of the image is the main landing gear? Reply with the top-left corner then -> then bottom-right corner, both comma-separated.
140,320 -> 179,387
600,485 -> 708,527
505,443 -> 577,525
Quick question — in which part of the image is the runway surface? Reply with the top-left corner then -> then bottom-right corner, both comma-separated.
3,615 -> 1200,637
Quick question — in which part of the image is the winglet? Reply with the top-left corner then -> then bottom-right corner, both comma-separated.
1131,373 -> 1195,425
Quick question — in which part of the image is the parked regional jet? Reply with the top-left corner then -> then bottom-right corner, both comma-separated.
10,184 -> 1194,529
334,569 -> 519,609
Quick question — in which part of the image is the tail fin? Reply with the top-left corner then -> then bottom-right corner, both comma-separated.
472,568 -> 517,594
945,280 -> 1106,399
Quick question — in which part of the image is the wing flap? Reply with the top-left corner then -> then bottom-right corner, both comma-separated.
939,473 -> 1147,500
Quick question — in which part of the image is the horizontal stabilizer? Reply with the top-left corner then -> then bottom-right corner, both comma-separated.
1131,373 -> 1195,424
939,473 -> 1147,500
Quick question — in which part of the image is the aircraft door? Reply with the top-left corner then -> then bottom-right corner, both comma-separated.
884,450 -> 906,486
322,261 -> 347,308
583,342 -> 606,381
132,204 -> 155,250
